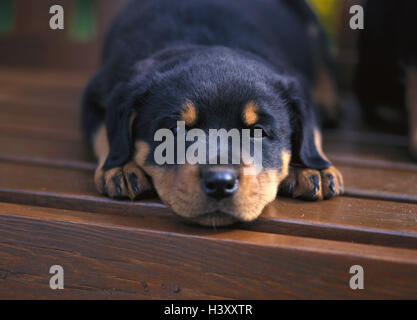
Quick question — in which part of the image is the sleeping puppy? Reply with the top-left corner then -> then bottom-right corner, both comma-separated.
82,0 -> 343,226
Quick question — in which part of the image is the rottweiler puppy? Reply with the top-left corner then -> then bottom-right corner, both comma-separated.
356,0 -> 417,158
82,0 -> 343,226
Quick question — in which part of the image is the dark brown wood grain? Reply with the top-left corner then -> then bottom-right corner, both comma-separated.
1,202 -> 417,299
0,160 -> 416,250
1,68 -> 417,299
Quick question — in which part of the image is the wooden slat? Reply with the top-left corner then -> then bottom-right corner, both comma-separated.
325,139 -> 416,169
324,129 -> 417,170
342,165 -> 417,202
0,160 -> 416,250
0,66 -> 417,299
0,202 -> 416,299
0,109 -> 79,131
0,136 -> 93,164
0,67 -> 89,86
0,86 -> 82,107
2,127 -> 417,203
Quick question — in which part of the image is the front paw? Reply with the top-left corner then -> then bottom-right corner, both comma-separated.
279,166 -> 343,201
94,161 -> 152,200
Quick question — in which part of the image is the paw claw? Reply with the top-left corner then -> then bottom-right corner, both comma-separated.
287,182 -> 293,195
101,176 -> 107,195
310,175 -> 320,194
129,173 -> 139,194
329,177 -> 336,194
112,177 -> 122,197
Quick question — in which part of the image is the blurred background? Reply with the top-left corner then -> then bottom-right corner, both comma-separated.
0,0 -> 359,91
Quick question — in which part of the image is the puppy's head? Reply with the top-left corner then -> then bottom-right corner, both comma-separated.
107,46 -> 330,226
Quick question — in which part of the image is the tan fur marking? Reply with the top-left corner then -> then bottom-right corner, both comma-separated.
144,163 -> 211,217
135,138 -> 290,225
314,128 -> 329,162
180,100 -> 197,126
135,140 -> 210,217
93,124 -> 109,167
242,101 -> 259,126
134,141 -> 151,166
235,150 -> 289,221
294,168 -> 323,200
227,167 -> 280,222
94,168 -> 105,194
93,124 -> 110,194
279,150 -> 291,181
129,111 -> 137,132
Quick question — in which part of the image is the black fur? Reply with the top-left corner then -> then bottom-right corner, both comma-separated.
82,0 -> 332,172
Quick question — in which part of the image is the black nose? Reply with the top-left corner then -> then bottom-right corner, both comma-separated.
201,170 -> 239,200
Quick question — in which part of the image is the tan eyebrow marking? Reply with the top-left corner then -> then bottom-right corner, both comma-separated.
242,101 -> 259,126
180,100 -> 197,126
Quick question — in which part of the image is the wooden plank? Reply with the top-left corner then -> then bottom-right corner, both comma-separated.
2,127 -> 417,203
1,100 -> 81,118
341,165 -> 417,202
324,129 -> 417,170
0,113 -> 79,134
0,135 -> 93,165
0,202 -> 416,299
0,160 -> 416,250
0,67 -> 89,89
325,139 -> 416,170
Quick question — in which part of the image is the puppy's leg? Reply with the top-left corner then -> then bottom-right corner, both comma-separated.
407,67 -> 417,159
93,124 -> 152,200
279,128 -> 343,200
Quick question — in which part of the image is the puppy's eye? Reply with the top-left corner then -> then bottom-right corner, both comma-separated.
250,125 -> 269,139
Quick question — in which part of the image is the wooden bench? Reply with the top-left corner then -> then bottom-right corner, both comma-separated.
1,0 -> 416,300
0,68 -> 416,299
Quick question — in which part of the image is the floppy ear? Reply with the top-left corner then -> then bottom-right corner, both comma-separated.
279,77 -> 332,170
102,57 -> 156,169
